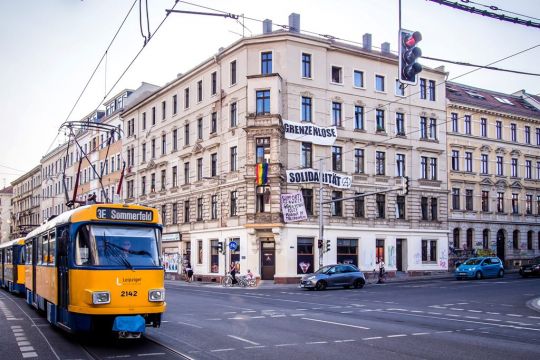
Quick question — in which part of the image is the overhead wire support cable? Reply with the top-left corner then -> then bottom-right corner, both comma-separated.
165,9 -> 239,19
422,55 -> 540,76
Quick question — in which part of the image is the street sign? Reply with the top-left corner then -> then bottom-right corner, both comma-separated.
229,241 -> 238,251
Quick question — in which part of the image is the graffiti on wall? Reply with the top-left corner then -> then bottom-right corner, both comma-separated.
439,249 -> 448,269
388,246 -> 396,267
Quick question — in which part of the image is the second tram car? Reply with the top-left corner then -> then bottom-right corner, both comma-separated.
24,203 -> 165,338
0,238 -> 26,294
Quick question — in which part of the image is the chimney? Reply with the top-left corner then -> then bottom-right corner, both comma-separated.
288,13 -> 300,33
263,19 -> 272,34
381,42 -> 390,54
363,33 -> 372,51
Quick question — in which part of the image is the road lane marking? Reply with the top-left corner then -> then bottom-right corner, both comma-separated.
177,321 -> 202,328
486,319 -> 501,322
528,316 -> 540,319
242,310 -> 256,313
486,312 -> 500,315
387,334 -> 407,338
244,346 -> 266,349
301,317 -> 370,330
290,314 -> 305,317
228,317 -> 246,320
334,339 -> 355,343
210,348 -> 235,352
412,333 -> 429,335
428,312 -> 442,315
340,311 -> 353,314
362,337 -> 382,340
507,314 -> 523,317
137,353 -> 166,356
465,316 -> 480,319
307,341 -> 327,344
250,316 -> 265,319
228,335 -> 259,345
450,308 -> 464,311
468,310 -> 482,313
275,343 -> 297,347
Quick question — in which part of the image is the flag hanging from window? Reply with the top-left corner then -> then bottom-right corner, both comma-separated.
256,163 -> 268,185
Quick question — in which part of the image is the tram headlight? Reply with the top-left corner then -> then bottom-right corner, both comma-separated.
92,291 -> 111,305
148,289 -> 165,302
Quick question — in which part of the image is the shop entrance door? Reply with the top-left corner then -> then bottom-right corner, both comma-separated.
260,242 -> 275,280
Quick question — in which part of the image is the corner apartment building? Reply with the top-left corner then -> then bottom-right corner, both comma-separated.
11,165 -> 41,237
122,16 -> 448,283
447,82 -> 540,269
0,186 -> 13,243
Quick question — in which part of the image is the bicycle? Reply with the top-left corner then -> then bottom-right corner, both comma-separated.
222,272 -> 235,287
372,268 -> 387,284
237,275 -> 256,287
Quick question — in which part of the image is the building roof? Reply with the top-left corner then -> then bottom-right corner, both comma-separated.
446,81 -> 540,120
0,186 -> 13,194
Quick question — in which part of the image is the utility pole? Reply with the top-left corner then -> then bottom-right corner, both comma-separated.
318,158 -> 324,269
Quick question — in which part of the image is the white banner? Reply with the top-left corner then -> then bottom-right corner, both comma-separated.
283,119 -> 337,145
287,169 -> 352,189
281,192 -> 308,223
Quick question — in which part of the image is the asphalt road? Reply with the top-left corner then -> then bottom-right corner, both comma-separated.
1,273 -> 539,359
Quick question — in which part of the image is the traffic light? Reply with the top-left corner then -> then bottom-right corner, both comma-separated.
399,29 -> 422,85
325,239 -> 331,253
318,239 -> 323,249
404,176 -> 410,195
217,241 -> 224,253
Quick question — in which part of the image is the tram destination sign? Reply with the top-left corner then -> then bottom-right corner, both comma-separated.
96,208 -> 154,222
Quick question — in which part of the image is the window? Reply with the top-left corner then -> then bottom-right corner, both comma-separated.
527,231 -> 533,250
429,118 -> 437,139
395,79 -> 404,96
482,191 -> 489,212
451,113 -> 458,133
197,118 -> 203,140
197,240 -> 202,264
197,158 -> 202,181
513,230 -> 520,250
481,118 -> 487,137
301,142 -> 312,168
422,240 -> 437,262
526,160 -> 532,179
162,101 -> 166,120
197,197 -> 203,221
376,109 -> 385,131
302,188 -> 313,216
331,191 -> 343,216
354,193 -> 365,218
211,112 -> 217,133
211,71 -> 217,96
197,80 -> 203,102
127,180 -> 134,198
150,173 -> 156,192
376,239 -> 385,262
230,191 -> 238,216
331,66 -> 342,83
465,189 -> 473,211
142,112 -> 147,130
256,137 -> 270,164
464,115 -> 471,135
230,102 -> 237,127
421,157 -> 428,179
451,150 -> 460,171
172,129 -> 178,151
301,97 -> 312,122
421,197 -> 429,220
483,229 -> 489,249
211,153 -> 217,177
354,149 -> 364,174
211,195 -> 218,219
376,151 -> 385,175
453,228 -> 460,249
184,162 -> 190,185
337,239 -> 358,266
172,203 -> 178,224
497,192 -> 504,213
151,138 -> 156,159
537,195 -> 540,215
172,166 -> 177,188
395,112 -> 405,135
537,128 -> 540,146
496,121 -> 502,139
376,194 -> 385,218
152,107 -> 156,125
525,126 -> 531,144
332,146 -> 342,171
431,198 -> 438,220
537,162 -> 540,180
430,158 -> 438,180
497,156 -> 504,176
161,134 -> 167,155
230,60 -> 237,85
160,169 -> 166,191
256,90 -> 270,115
297,237 -> 314,274
184,124 -> 190,146
428,80 -> 436,101
142,143 -> 147,163
302,53 -> 312,78
261,51 -> 272,74
256,185 -> 270,213
230,146 -> 237,171
512,193 -> 519,214
420,78 -> 426,99
396,195 -> 406,219
396,154 -> 405,177
511,158 -> 518,177
354,70 -> 364,88
452,188 -> 460,210
354,106 -> 364,130
375,75 -> 385,92
511,123 -> 517,142
465,152 -> 473,172
332,102 -> 342,126
184,88 -> 189,109
141,176 -> 146,195
466,229 -> 473,250
420,116 -> 427,139
526,194 -> 533,215
481,154 -> 488,174
210,239 -> 219,273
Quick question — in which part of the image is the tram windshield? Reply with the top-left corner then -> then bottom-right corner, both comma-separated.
75,225 -> 161,267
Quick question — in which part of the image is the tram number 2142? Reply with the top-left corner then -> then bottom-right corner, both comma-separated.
121,291 -> 138,297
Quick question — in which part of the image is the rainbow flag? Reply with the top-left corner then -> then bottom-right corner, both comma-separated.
256,163 -> 268,185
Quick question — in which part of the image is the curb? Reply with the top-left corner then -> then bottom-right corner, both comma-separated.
527,297 -> 540,313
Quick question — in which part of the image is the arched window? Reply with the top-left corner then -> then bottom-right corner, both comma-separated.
513,230 -> 520,250
527,231 -> 533,250
466,228 -> 474,250
482,229 -> 490,250
453,228 -> 460,249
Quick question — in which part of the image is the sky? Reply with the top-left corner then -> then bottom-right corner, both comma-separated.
0,0 -> 539,186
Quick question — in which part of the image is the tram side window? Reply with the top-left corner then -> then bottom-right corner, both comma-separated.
38,237 -> 44,265
26,243 -> 33,265
19,246 -> 25,264
48,231 -> 56,265
7,248 -> 12,264
76,225 -> 91,265
42,234 -> 50,265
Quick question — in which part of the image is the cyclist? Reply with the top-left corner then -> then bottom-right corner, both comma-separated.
377,257 -> 386,284
230,261 -> 238,285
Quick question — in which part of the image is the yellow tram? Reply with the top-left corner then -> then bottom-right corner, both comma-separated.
0,238 -> 26,294
24,203 -> 166,337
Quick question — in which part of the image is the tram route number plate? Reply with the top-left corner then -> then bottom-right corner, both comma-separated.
97,208 -> 154,222
121,291 -> 138,297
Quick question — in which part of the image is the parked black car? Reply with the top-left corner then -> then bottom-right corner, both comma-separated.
519,256 -> 540,277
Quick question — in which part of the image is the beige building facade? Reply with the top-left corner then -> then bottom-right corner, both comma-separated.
11,165 -> 41,237
447,82 -> 540,269
122,19 -> 449,283
0,186 -> 13,243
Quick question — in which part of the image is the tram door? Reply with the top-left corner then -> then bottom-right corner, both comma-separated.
32,238 -> 37,307
260,242 -> 275,280
57,226 -> 69,326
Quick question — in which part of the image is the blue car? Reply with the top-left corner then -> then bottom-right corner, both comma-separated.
455,257 -> 504,280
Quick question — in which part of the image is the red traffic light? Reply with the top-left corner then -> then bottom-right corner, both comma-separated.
404,31 -> 422,47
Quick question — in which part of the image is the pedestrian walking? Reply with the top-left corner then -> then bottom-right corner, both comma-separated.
377,257 -> 386,284
186,262 -> 194,283
230,261 -> 238,285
